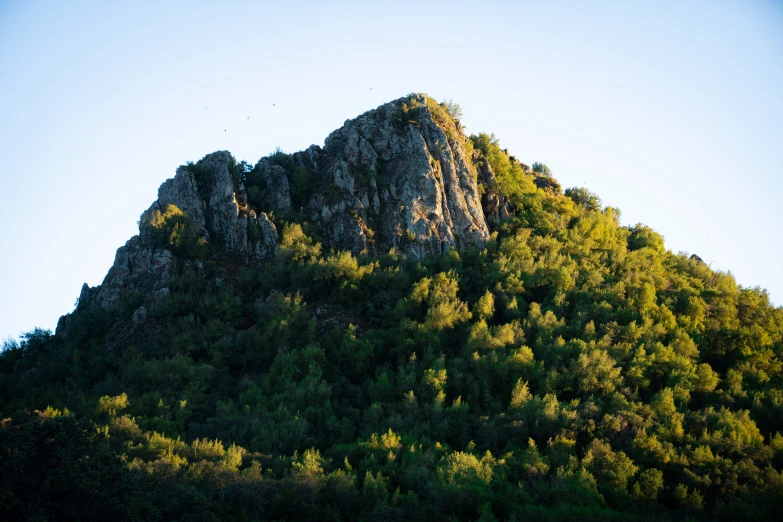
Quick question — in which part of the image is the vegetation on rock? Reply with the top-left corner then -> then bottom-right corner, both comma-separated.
140,204 -> 206,257
1,95 -> 782,521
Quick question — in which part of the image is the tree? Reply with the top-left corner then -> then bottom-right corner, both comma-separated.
582,439 -> 638,492
565,187 -> 602,212
532,162 -> 553,177
0,411 -> 152,521
442,99 -> 463,120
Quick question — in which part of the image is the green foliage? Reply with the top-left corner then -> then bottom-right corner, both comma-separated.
470,132 -> 538,206
0,411 -> 153,521
437,451 -> 494,487
583,439 -> 639,492
628,223 -> 665,253
97,393 -> 129,418
422,272 -> 472,330
243,148 -> 315,213
392,94 -> 424,128
398,95 -> 462,133
279,222 -> 322,262
472,290 -> 495,321
633,468 -> 664,500
510,379 -> 532,409
423,95 -> 466,142
532,162 -> 552,177
2,122 -> 783,521
268,147 -> 314,209
140,204 -> 206,257
442,99 -> 463,120
565,186 -> 602,212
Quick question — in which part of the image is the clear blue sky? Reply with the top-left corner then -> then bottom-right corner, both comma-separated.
1,1 -> 781,339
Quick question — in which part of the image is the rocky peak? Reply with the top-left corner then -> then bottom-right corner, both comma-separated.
60,94 -> 550,331
284,94 -> 491,258
139,150 -> 279,261
69,150 -> 279,318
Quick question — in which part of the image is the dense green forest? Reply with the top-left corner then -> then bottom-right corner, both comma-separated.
2,98 -> 783,521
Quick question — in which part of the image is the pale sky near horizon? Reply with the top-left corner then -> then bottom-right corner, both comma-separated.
1,1 -> 781,340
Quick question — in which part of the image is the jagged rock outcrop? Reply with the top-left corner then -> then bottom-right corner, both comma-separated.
85,236 -> 176,310
252,213 -> 279,259
59,94 -> 552,332
154,165 -> 207,235
142,151 -> 279,261
294,95 -> 490,258
64,151 -> 280,325
249,160 -> 291,211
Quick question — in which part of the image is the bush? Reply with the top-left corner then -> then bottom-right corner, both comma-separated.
470,133 -> 537,206
531,162 -> 552,177
140,204 -> 206,257
627,224 -> 665,253
565,187 -> 602,212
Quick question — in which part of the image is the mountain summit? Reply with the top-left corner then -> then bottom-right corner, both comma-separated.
3,94 -> 782,522
61,94 -> 556,327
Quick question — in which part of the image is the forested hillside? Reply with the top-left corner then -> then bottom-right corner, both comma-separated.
2,95 -> 782,521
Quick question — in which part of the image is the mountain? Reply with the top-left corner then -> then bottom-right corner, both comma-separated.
58,94 -> 553,323
2,94 -> 782,521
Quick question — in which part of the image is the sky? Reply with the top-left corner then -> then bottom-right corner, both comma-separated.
1,0 -> 781,340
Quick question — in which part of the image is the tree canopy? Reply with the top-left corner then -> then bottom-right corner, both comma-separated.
2,133 -> 782,521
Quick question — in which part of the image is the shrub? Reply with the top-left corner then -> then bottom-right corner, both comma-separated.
565,187 -> 602,212
627,224 -> 665,253
140,204 -> 206,257
531,162 -> 552,177
470,133 -> 537,206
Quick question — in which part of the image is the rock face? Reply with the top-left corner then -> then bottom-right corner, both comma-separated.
91,236 -> 176,309
70,151 -> 280,320
286,95 -> 491,258
142,151 -> 279,261
154,165 -> 207,236
248,160 -> 292,212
